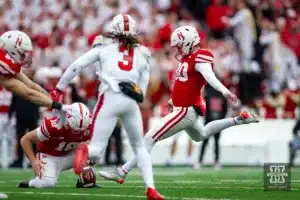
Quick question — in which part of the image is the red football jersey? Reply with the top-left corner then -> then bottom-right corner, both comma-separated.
171,49 -> 214,114
37,116 -> 92,157
0,48 -> 22,77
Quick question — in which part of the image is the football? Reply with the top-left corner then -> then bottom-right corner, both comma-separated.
78,166 -> 96,188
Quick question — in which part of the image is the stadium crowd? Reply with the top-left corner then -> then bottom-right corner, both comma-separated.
0,0 -> 299,167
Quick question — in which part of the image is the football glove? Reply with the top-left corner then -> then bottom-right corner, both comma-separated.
118,82 -> 144,103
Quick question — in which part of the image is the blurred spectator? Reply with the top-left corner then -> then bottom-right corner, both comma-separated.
0,86 -> 12,168
283,80 -> 300,119
255,84 -> 285,119
206,0 -> 232,39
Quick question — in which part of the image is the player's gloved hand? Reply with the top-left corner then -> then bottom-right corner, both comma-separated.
223,90 -> 238,104
32,159 -> 46,177
50,88 -> 63,102
118,82 -> 144,103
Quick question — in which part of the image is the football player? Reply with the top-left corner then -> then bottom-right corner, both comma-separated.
0,31 -> 65,111
50,14 -> 164,199
0,30 -> 66,198
18,103 -> 98,188
98,26 -> 259,183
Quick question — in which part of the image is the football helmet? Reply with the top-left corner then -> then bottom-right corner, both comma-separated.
111,14 -> 137,36
170,26 -> 200,57
0,30 -> 33,65
64,103 -> 91,132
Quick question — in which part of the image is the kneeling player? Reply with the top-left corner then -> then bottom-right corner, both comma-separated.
18,103 -> 97,188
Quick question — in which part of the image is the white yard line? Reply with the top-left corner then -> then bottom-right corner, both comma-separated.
3,191 -> 233,200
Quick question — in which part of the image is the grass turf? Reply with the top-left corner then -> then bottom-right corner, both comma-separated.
0,167 -> 299,200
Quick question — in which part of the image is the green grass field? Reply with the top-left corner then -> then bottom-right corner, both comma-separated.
1,167 -> 299,200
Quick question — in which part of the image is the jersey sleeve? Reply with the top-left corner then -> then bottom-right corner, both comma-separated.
0,49 -> 21,76
56,48 -> 101,91
36,117 -> 59,141
138,46 -> 151,96
195,50 -> 214,64
92,35 -> 104,48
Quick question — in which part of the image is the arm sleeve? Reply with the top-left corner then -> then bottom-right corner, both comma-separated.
229,10 -> 246,26
138,65 -> 150,97
36,127 -> 48,141
195,63 -> 229,94
56,48 -> 100,91
138,48 -> 151,97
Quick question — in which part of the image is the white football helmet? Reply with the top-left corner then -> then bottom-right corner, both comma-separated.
0,30 -> 33,65
111,14 -> 137,36
64,103 -> 91,132
170,26 -> 200,57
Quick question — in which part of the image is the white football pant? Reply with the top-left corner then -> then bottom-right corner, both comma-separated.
29,152 -> 75,188
88,90 -> 155,188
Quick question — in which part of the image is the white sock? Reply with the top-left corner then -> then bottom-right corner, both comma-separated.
121,135 -> 155,176
203,118 -> 236,138
134,146 -> 155,188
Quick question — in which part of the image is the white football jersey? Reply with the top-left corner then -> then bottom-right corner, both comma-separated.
56,41 -> 151,96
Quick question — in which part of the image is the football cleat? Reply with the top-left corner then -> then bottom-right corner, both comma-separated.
0,193 -> 8,199
73,143 -> 89,175
146,188 -> 165,200
235,111 -> 259,125
18,180 -> 30,188
98,166 -> 126,184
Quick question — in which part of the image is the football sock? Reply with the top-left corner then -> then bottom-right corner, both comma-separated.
202,118 -> 236,139
122,135 -> 155,175
133,145 -> 155,188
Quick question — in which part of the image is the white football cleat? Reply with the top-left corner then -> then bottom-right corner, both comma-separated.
235,111 -> 259,125
98,166 -> 126,184
0,193 -> 8,199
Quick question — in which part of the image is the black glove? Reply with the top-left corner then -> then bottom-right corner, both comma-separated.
118,82 -> 144,103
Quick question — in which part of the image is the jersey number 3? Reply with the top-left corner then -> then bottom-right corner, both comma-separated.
176,62 -> 188,82
118,45 -> 134,71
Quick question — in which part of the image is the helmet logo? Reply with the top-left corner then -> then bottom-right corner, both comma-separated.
177,32 -> 185,40
15,36 -> 23,47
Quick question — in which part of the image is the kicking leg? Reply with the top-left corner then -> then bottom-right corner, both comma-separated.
99,107 -> 196,182
187,111 -> 259,142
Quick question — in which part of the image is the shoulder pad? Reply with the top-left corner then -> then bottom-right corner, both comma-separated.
195,49 -> 214,63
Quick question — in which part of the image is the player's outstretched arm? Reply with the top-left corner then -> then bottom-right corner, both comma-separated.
56,48 -> 100,91
195,63 -> 237,103
16,71 -> 48,95
20,129 -> 45,177
0,76 -> 61,109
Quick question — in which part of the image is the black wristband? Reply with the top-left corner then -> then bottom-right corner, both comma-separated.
51,101 -> 62,110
